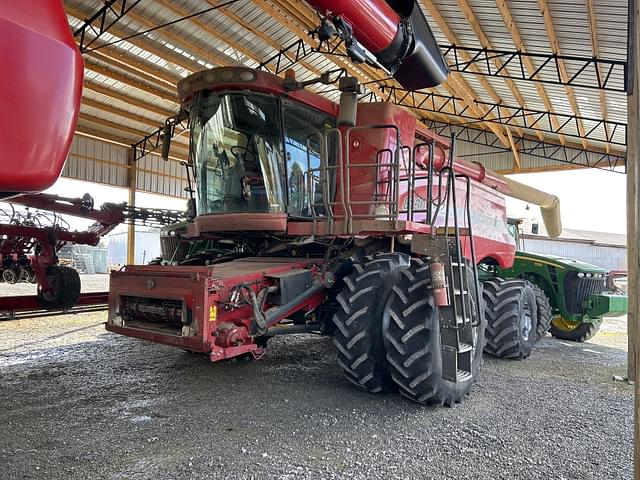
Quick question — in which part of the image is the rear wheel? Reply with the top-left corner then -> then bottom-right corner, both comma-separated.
36,265 -> 81,310
550,317 -> 601,342
531,285 -> 553,340
383,259 -> 485,406
333,253 -> 410,393
483,278 -> 538,359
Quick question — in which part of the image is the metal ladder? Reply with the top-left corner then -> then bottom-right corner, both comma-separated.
428,134 -> 481,383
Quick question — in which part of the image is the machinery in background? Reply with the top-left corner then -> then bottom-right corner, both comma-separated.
488,218 -> 628,344
0,193 -> 186,314
0,1 -> 83,198
107,65 -> 564,406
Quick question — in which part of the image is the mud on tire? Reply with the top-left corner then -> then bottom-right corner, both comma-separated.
332,253 -> 410,393
382,258 -> 486,406
483,278 -> 538,359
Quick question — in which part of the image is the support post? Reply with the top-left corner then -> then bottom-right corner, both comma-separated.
627,1 -> 639,478
126,148 -> 137,265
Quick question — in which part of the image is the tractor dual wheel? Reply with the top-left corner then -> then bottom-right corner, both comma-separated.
36,265 -> 81,310
531,284 -> 553,340
382,259 -> 485,406
549,317 -> 602,343
333,253 -> 410,393
483,278 -> 538,359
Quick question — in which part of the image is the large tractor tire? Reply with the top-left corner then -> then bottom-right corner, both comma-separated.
333,253 -> 410,393
531,285 -> 553,340
550,317 -> 601,342
483,278 -> 538,359
382,258 -> 486,406
36,265 -> 81,310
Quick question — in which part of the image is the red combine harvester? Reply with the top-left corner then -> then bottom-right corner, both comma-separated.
0,1 -> 83,198
107,65 -> 562,405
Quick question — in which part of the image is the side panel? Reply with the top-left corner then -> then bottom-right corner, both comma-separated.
401,180 -> 516,268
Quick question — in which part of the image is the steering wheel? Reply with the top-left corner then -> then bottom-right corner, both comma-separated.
231,145 -> 262,186
230,145 -> 257,164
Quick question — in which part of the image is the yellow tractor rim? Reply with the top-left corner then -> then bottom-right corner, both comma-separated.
551,315 -> 580,332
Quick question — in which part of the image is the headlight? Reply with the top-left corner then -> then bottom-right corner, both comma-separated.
586,273 -> 592,278
578,272 -> 584,278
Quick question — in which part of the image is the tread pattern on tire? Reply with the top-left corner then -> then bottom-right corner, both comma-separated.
37,265 -> 81,310
531,284 -> 552,340
549,319 -> 601,342
383,258 -> 485,406
483,278 -> 537,360
333,253 -> 409,393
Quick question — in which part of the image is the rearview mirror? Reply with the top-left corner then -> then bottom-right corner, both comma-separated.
161,123 -> 172,161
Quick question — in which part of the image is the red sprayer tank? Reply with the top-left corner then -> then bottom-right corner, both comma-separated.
0,0 -> 83,197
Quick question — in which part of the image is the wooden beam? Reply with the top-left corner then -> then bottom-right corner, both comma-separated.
78,114 -> 190,158
455,0 -> 545,142
421,1 -> 512,146
627,3 -> 639,478
495,0 -> 567,146
505,126 -> 522,171
79,112 -> 151,138
122,8 -> 240,68
214,2 -> 323,76
75,125 -> 137,147
86,45 -> 181,88
80,98 -> 189,148
154,0 -> 278,72
83,80 -> 176,118
537,0 -> 589,149
74,128 -> 189,165
586,0 -> 612,154
442,76 -> 511,146
84,58 -> 178,103
66,5 -> 206,75
126,147 -> 136,265
81,97 -> 164,128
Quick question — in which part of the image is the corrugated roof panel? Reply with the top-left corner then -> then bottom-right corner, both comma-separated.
61,0 -> 627,194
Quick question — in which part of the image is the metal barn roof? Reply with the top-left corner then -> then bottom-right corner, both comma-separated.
62,0 -> 629,194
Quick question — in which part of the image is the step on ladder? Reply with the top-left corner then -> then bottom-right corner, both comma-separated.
412,234 -> 477,384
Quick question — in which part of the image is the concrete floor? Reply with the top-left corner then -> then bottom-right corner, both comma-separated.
0,307 -> 633,480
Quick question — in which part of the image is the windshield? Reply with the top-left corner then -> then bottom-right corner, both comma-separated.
190,92 -> 285,214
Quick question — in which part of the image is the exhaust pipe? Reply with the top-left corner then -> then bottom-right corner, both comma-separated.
306,0 -> 449,90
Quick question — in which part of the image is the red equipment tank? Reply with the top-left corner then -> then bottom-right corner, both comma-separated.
0,0 -> 83,197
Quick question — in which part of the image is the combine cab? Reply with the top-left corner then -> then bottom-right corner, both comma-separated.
107,65 -> 565,406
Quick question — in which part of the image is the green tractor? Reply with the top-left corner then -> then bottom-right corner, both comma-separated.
495,218 -> 628,343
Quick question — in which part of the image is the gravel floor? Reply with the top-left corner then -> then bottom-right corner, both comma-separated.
0,310 -> 633,479
0,274 -> 109,297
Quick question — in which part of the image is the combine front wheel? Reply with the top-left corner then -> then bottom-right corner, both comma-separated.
382,259 -> 485,406
549,317 -> 601,342
483,278 -> 538,359
36,265 -> 81,310
332,253 -> 410,393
